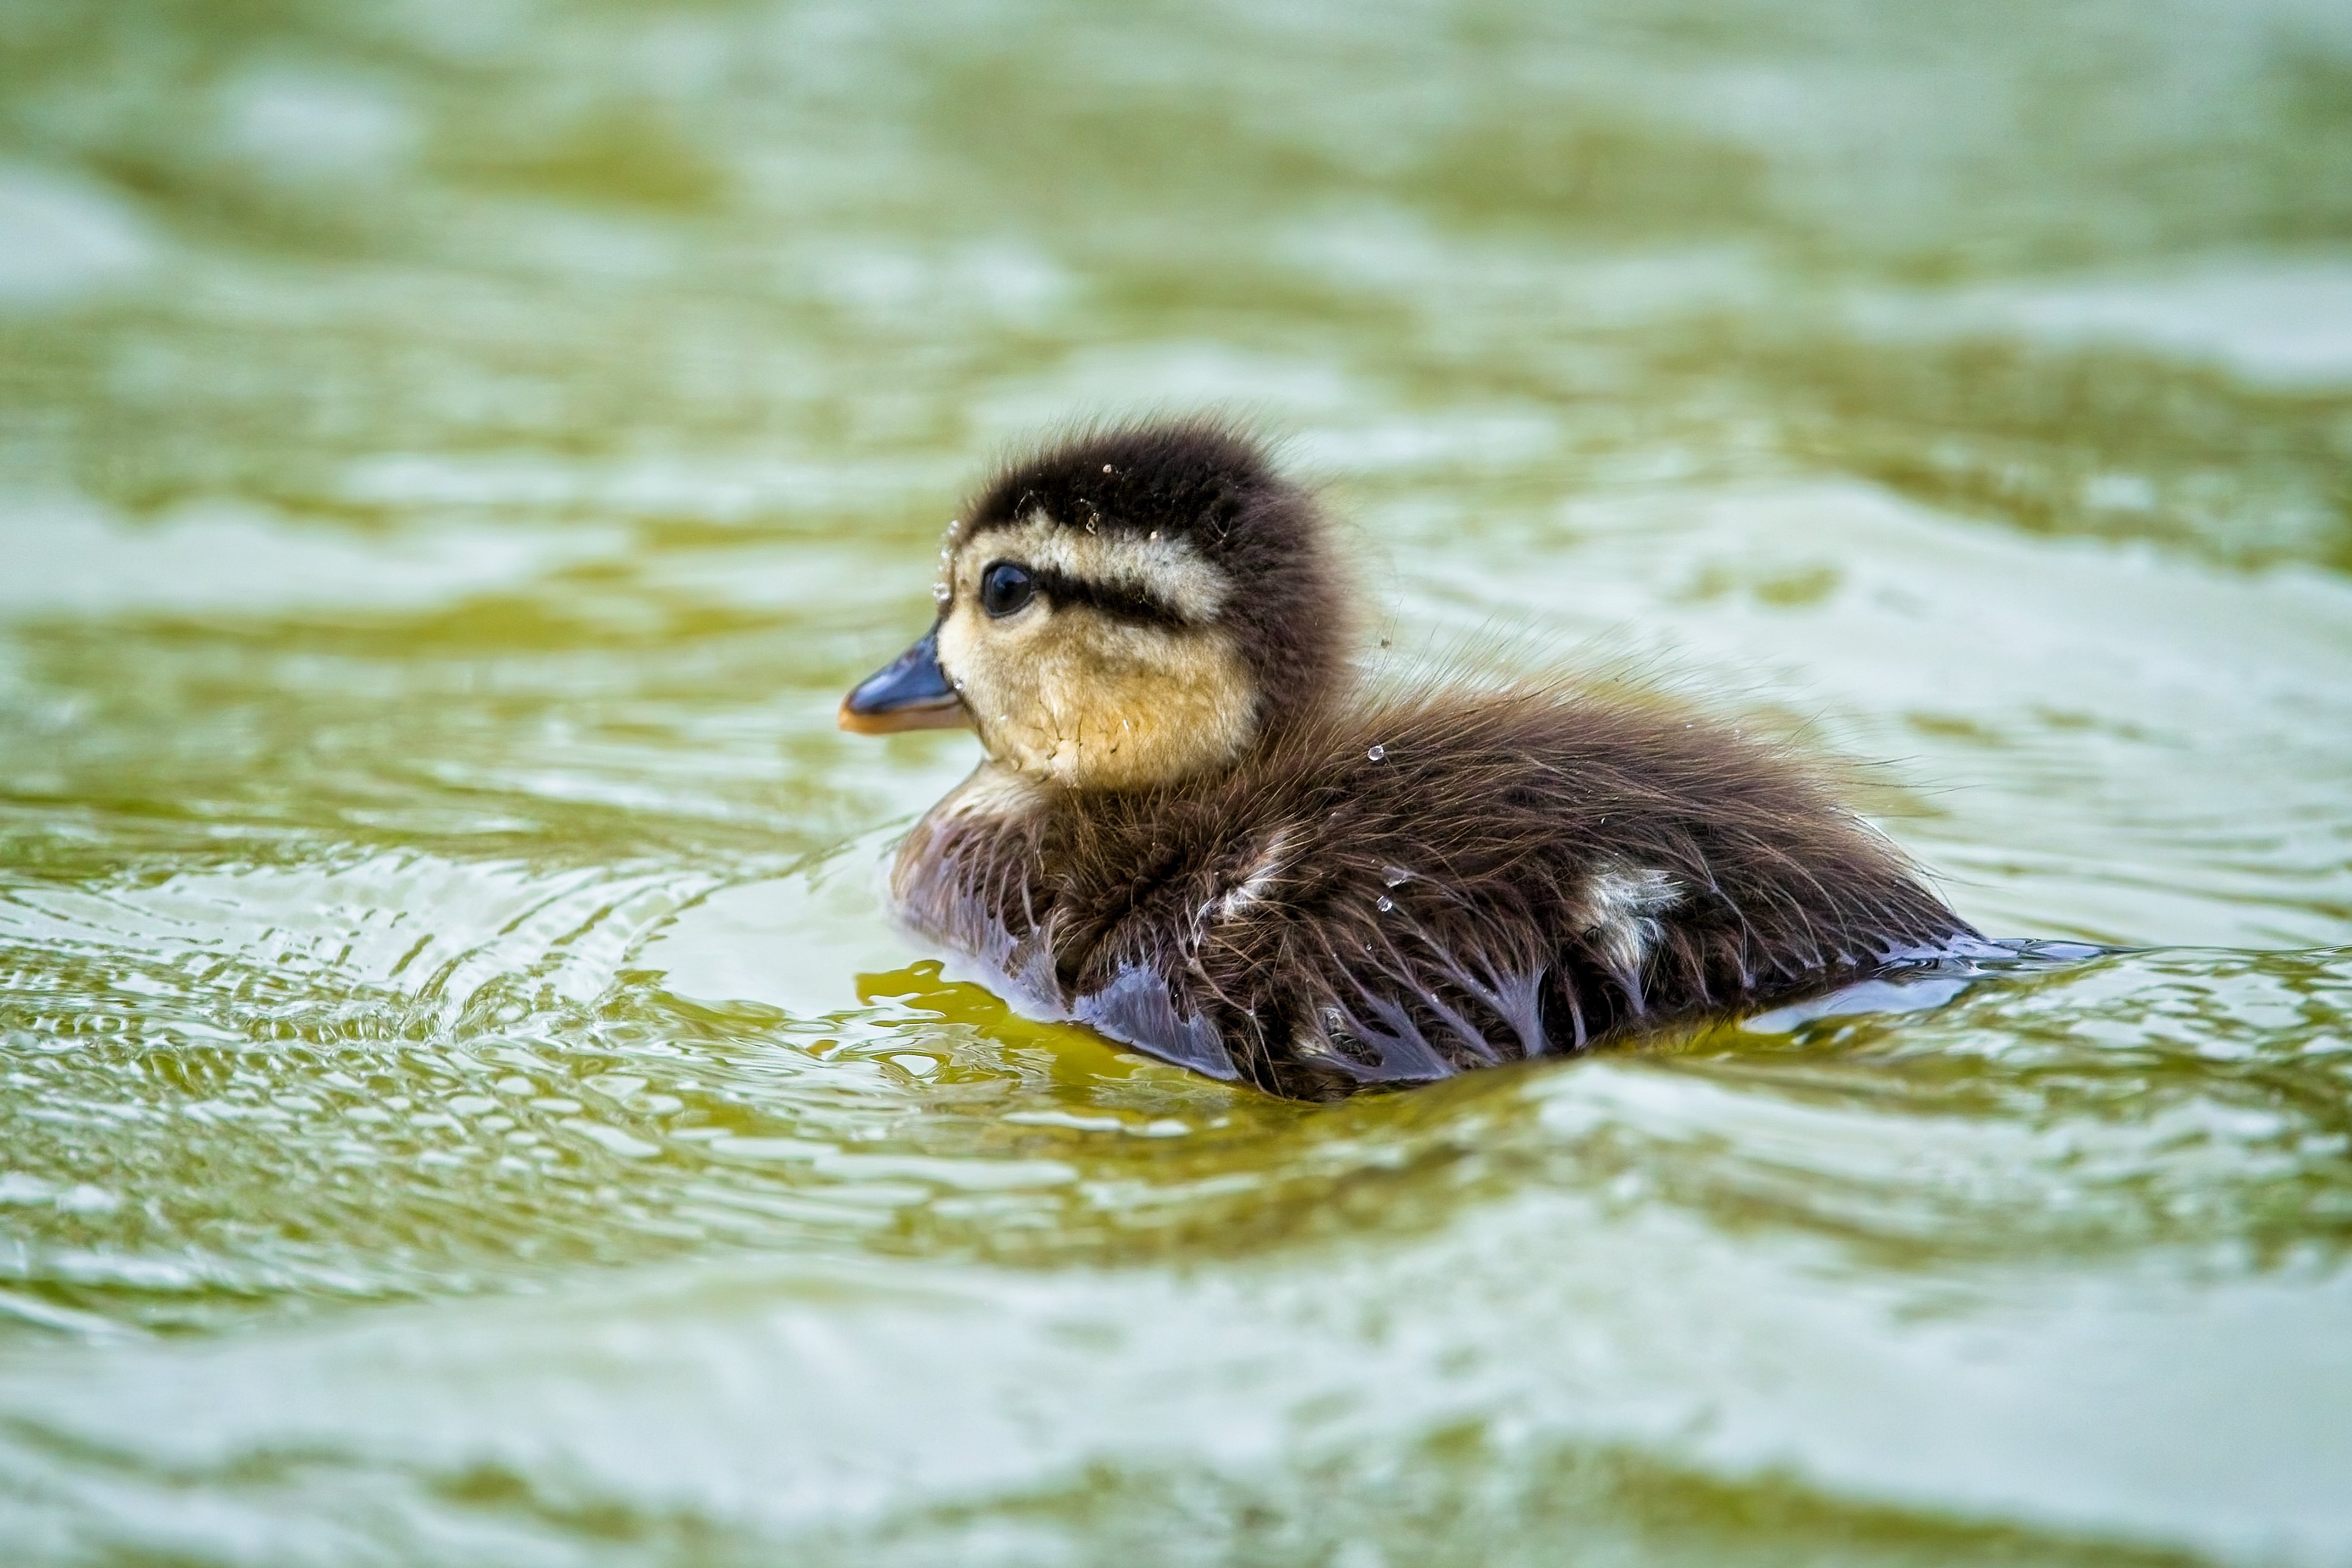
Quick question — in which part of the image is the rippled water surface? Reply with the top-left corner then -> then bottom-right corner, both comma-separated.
4,2 -> 2352,1563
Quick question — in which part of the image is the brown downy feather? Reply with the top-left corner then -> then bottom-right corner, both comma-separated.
895,678 -> 1978,1099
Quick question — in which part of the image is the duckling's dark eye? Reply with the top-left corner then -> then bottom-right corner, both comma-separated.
979,561 -> 1036,617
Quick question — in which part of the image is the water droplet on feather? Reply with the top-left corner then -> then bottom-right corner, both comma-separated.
1376,895 -> 1394,912
1366,744 -> 1386,761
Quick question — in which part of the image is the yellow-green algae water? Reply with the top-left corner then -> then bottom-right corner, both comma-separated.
4,1 -> 2352,1563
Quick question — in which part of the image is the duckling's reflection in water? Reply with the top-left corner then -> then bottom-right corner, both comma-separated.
841,417 -> 2036,1101
1738,937 -> 2111,1036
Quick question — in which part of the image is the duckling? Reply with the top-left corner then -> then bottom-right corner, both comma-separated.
840,417 -> 1981,1100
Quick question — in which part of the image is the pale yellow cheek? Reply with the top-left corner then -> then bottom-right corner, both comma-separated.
1019,631 -> 1257,789
937,602 -> 1044,761
934,601 -> 981,690
936,584 -> 1258,789
1072,680 -> 1238,787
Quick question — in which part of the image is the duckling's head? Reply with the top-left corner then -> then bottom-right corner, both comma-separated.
840,418 -> 1352,790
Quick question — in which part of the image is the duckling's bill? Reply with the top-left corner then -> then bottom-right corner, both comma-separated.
839,624 -> 970,734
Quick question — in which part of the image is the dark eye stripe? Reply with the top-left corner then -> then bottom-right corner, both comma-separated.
1025,565 -> 1195,629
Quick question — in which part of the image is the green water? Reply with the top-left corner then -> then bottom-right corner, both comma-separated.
4,1 -> 2351,1562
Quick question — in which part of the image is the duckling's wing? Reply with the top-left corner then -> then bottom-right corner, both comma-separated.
1271,904 -> 1553,1086
1071,964 -> 1242,1081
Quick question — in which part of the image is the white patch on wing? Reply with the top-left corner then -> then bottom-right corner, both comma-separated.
1216,827 -> 1292,921
1583,864 -> 1682,977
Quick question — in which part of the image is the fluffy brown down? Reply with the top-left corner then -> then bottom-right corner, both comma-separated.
894,678 -> 1979,1101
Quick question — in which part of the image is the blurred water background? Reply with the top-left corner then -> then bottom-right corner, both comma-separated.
4,1 -> 2352,1563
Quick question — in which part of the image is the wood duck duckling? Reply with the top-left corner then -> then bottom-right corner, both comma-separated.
840,418 -> 1982,1101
